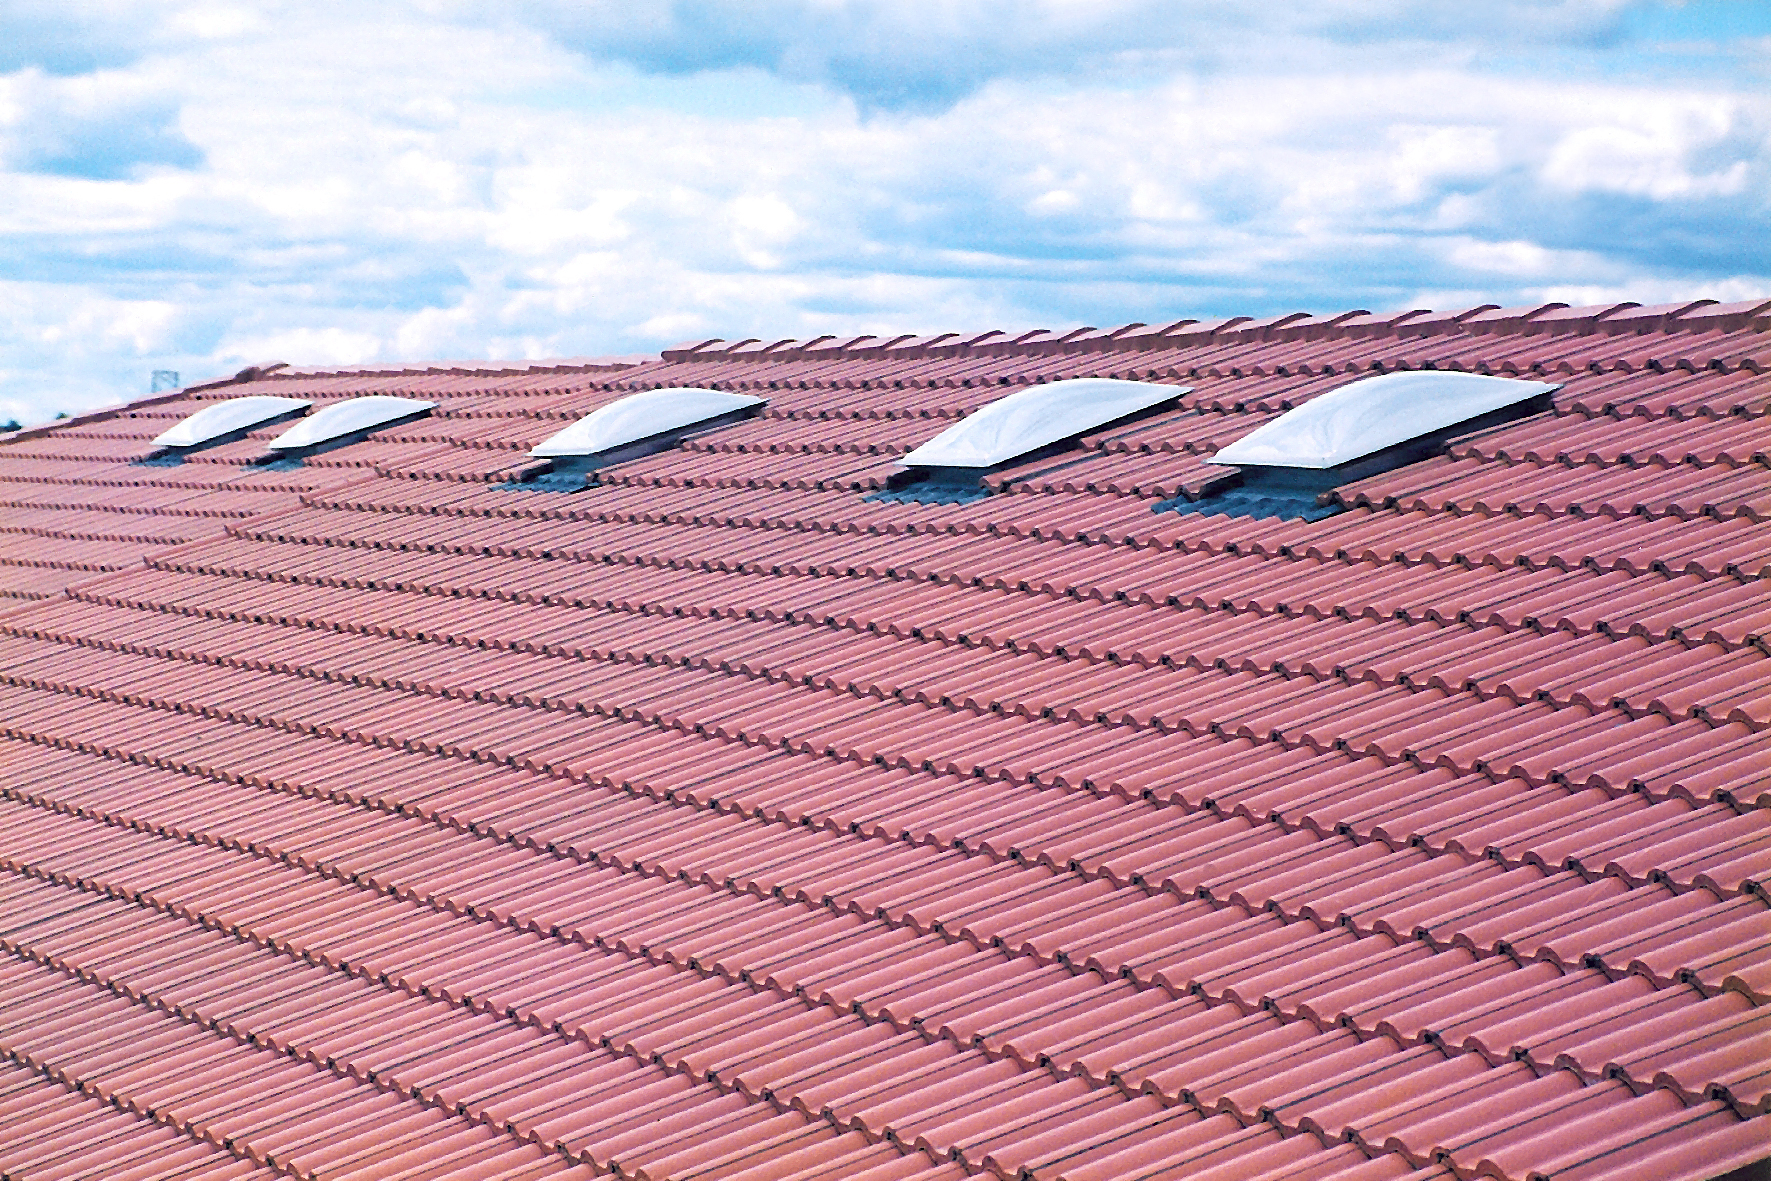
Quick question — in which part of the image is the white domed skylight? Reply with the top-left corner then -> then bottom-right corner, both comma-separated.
530,387 -> 766,458
152,396 -> 311,450
267,396 -> 435,452
1211,371 -> 1560,470
901,378 -> 1187,469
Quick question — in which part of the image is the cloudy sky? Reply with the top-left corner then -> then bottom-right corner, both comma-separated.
1,0 -> 1767,423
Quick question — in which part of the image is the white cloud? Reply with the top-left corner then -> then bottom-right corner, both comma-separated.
1542,97 -> 1755,198
727,193 -> 801,269
0,66 -> 201,180
0,281 -> 189,425
1383,125 -> 1503,204
1445,237 -> 1578,278
165,4 -> 266,41
224,325 -> 383,367
489,0 -> 1654,113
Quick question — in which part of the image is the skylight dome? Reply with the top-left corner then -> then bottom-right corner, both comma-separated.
1212,371 -> 1559,470
901,378 -> 1186,469
529,388 -> 766,458
151,396 -> 310,450
267,396 -> 435,452
1164,370 -> 1561,523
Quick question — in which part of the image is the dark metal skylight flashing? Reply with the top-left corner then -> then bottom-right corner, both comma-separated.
1154,483 -> 1345,524
869,465 -> 996,506
1165,371 -> 1559,522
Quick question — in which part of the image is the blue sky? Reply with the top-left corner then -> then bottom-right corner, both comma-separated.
0,0 -> 1767,423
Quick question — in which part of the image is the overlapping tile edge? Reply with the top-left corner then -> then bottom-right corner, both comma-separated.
0,302 -> 1768,1181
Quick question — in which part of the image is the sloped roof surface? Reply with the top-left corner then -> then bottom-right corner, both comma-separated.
0,305 -> 1769,1181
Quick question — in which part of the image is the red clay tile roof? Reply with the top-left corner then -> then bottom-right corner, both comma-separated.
1,306 -> 1769,1181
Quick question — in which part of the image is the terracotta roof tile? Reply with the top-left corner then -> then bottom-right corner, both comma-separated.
2,305 -> 1769,1181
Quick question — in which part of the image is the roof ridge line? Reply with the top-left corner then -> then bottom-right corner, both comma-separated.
652,300 -> 1770,368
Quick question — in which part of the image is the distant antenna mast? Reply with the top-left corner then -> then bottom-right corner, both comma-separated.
151,370 -> 180,393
